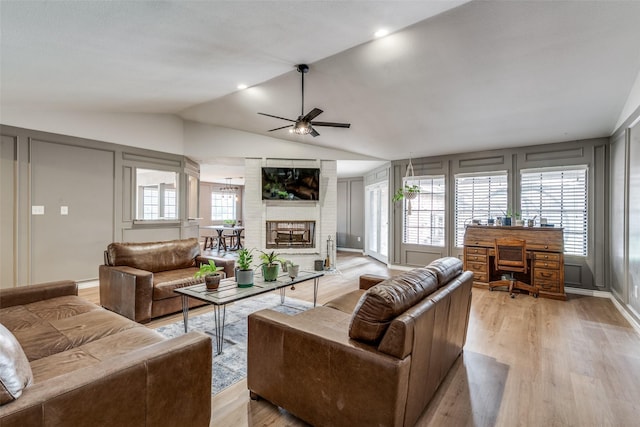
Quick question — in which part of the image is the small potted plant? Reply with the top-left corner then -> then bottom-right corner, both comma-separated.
194,260 -> 224,290
392,184 -> 420,202
223,219 -> 236,227
259,250 -> 284,282
236,248 -> 254,288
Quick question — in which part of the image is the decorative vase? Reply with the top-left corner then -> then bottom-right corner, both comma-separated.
262,264 -> 279,282
205,274 -> 221,290
288,265 -> 299,280
503,217 -> 512,226
236,269 -> 254,288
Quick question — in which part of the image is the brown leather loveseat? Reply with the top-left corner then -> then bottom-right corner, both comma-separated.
0,280 -> 211,426
247,257 -> 473,427
99,237 -> 235,323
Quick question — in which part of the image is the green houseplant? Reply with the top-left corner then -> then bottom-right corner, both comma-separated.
236,248 -> 254,288
259,250 -> 284,282
223,219 -> 236,227
392,184 -> 420,202
194,260 -> 224,290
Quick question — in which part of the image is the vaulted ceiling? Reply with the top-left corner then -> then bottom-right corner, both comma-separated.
2,1 -> 640,181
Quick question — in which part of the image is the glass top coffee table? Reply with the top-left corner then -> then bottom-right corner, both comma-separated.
175,270 -> 323,354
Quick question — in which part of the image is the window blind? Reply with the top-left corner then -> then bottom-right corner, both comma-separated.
454,172 -> 508,247
403,176 -> 446,246
520,168 -> 588,256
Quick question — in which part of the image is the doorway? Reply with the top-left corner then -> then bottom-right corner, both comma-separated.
365,181 -> 389,263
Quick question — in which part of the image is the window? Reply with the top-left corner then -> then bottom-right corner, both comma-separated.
403,176 -> 446,246
211,192 -> 236,221
142,187 -> 159,219
520,167 -> 588,256
136,169 -> 178,220
455,172 -> 508,247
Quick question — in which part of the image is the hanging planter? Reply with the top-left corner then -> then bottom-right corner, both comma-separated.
393,156 -> 420,214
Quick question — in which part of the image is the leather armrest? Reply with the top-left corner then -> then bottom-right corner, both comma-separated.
0,280 -> 77,308
196,255 -> 235,278
99,265 -> 153,323
0,332 -> 212,427
359,274 -> 388,290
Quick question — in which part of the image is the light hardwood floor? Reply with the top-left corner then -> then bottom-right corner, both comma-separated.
80,252 -> 640,426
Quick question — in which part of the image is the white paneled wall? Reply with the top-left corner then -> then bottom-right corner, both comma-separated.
244,158 -> 337,271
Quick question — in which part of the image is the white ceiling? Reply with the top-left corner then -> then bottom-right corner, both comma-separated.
2,1 -> 640,183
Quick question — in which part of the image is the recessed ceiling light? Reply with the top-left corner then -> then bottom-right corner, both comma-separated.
237,83 -> 248,90
374,28 -> 389,38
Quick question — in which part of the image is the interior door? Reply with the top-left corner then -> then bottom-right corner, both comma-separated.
365,182 -> 388,263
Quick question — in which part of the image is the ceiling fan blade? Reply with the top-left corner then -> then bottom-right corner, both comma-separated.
268,124 -> 293,132
310,121 -> 351,128
302,108 -> 323,122
258,112 -> 296,122
310,127 -> 320,137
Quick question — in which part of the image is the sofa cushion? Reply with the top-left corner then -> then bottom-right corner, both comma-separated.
349,268 -> 438,343
2,296 -> 142,361
30,328 -> 165,383
152,268 -> 204,300
106,238 -> 200,273
425,257 -> 463,287
324,289 -> 366,315
0,324 -> 33,405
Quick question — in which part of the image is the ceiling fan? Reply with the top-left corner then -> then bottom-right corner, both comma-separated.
258,64 -> 351,137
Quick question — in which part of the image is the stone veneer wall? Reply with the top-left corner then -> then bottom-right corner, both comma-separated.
244,158 -> 337,271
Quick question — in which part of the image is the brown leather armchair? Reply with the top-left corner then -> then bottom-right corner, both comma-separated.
99,238 -> 235,323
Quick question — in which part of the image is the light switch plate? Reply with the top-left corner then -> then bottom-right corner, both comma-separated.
32,205 -> 45,215
60,206 -> 69,215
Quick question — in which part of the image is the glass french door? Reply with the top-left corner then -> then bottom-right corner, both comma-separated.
365,181 -> 389,263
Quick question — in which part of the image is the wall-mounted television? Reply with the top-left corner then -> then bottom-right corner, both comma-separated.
262,167 -> 320,201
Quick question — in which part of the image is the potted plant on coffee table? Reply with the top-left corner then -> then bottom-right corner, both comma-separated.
194,260 -> 225,290
259,250 -> 284,282
236,248 -> 254,288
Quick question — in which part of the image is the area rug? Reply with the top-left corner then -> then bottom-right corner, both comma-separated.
154,292 -> 313,395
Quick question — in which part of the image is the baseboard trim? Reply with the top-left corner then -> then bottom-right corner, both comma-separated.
77,279 -> 98,290
566,287 -> 640,335
337,247 -> 364,254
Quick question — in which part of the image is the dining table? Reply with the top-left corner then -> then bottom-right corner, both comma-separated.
201,225 -> 244,252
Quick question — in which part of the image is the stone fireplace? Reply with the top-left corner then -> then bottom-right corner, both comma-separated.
266,220 -> 316,249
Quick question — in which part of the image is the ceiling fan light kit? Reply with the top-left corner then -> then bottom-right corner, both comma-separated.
258,64 -> 350,137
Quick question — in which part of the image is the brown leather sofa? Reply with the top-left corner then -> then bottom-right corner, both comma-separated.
247,257 -> 473,427
99,237 -> 235,323
0,280 -> 211,427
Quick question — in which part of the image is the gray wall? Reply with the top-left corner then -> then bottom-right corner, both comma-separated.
609,106 -> 640,323
0,125 -> 199,288
388,138 -> 608,291
336,177 -> 364,249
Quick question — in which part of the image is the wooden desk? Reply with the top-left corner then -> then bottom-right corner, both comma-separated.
463,225 -> 565,300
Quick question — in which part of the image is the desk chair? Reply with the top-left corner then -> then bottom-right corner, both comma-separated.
490,237 -> 538,298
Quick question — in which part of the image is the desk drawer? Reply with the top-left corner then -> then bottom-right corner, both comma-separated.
467,262 -> 487,272
472,272 -> 488,283
466,254 -> 487,263
533,252 -> 561,262
534,260 -> 560,270
534,268 -> 559,282
535,279 -> 559,293
466,247 -> 487,255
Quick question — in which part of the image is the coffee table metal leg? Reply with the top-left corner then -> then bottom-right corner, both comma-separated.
212,304 -> 227,355
313,277 -> 319,307
181,294 -> 189,333
279,287 -> 286,304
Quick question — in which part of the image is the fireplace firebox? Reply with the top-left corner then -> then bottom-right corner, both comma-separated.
266,221 -> 315,249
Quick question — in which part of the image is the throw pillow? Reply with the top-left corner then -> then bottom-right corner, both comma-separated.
0,323 -> 33,405
349,268 -> 438,343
